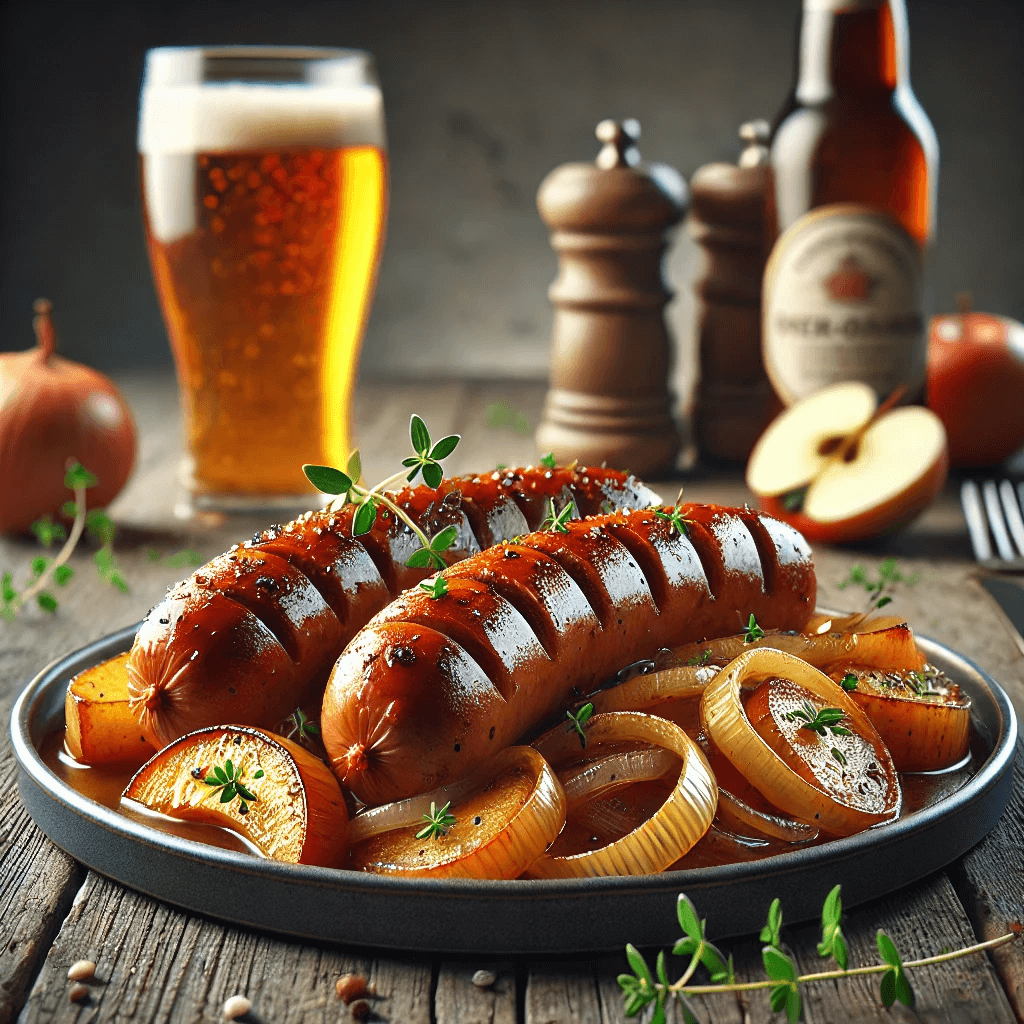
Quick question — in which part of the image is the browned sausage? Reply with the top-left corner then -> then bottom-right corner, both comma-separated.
321,504 -> 816,806
126,466 -> 659,748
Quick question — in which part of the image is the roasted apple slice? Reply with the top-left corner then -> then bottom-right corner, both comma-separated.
65,652 -> 156,766
123,725 -> 348,866
346,746 -> 565,879
828,665 -> 971,773
701,649 -> 901,836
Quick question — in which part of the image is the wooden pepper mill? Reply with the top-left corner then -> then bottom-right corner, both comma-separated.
535,119 -> 685,476
689,120 -> 779,464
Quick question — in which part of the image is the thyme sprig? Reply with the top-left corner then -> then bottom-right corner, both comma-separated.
783,701 -> 851,736
744,613 -> 765,643
619,887 -> 1021,1023
566,702 -> 595,749
284,707 -> 320,742
2,462 -> 94,620
304,415 -> 462,572
653,492 -> 694,538
415,800 -> 457,840
837,557 -> 919,615
201,759 -> 263,815
541,498 -> 577,534
418,576 -> 449,599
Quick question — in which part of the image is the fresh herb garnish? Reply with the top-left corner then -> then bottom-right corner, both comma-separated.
415,800 -> 457,840
285,707 -> 320,741
839,673 -> 859,691
783,701 -> 851,736
744,613 -> 765,643
653,492 -> 694,538
304,415 -> 461,571
201,758 -> 261,815
541,498 -> 576,534
619,886 -> 1021,1022
540,452 -> 557,470
418,576 -> 449,599
837,557 -> 919,615
686,650 -> 712,667
566,702 -> 595,748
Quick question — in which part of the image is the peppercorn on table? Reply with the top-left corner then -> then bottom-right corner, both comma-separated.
2,375 -> 1022,1024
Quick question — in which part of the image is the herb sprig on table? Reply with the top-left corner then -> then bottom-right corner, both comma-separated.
2,462 -> 129,619
303,415 -> 462,572
619,887 -> 1021,1023
837,557 -> 919,615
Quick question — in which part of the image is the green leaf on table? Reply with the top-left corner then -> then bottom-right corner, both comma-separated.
30,556 -> 49,578
36,592 -> 58,613
54,565 -> 74,587
677,893 -> 703,941
760,897 -> 783,947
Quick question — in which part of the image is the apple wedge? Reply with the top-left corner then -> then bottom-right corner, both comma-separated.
123,725 -> 348,866
747,382 -> 948,544
65,652 -> 156,766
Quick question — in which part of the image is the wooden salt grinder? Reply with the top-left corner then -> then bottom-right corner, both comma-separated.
689,120 -> 779,464
534,120 -> 685,476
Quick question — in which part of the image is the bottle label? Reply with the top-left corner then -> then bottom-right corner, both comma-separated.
762,203 -> 926,405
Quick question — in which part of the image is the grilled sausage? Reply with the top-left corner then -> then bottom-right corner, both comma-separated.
126,466 -> 659,748
321,504 -> 816,806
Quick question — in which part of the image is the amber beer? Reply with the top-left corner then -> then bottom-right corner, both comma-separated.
139,48 -> 387,505
762,0 -> 937,405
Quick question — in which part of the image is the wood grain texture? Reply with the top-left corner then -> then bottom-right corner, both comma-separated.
18,872 -> 435,1023
952,732 -> 1024,1022
435,961 -> 517,1024
0,751 -> 84,1024
527,875 -> 1017,1024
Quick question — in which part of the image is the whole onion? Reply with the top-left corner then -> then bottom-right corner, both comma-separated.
0,300 -> 137,534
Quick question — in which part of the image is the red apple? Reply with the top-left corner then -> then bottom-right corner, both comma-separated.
927,311 -> 1024,467
746,382 -> 948,545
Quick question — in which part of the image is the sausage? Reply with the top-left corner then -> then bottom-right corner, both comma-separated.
321,504 -> 816,806
126,466 -> 659,748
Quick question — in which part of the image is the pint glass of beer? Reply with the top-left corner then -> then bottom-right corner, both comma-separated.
138,47 -> 387,511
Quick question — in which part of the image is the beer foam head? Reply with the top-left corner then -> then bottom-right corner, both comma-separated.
138,48 -> 385,154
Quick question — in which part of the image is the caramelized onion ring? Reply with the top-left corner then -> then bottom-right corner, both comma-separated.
558,747 -> 681,811
700,649 -> 901,836
526,712 -> 717,878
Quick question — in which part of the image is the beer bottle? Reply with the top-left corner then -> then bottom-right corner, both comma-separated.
762,0 -> 938,406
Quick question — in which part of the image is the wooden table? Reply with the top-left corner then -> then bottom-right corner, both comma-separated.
2,375 -> 1022,1024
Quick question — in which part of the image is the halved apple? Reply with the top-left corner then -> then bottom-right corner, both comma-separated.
65,652 -> 156,766
746,381 -> 948,544
123,725 -> 348,866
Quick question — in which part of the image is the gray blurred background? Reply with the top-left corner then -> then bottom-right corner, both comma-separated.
1,0 -> 1021,419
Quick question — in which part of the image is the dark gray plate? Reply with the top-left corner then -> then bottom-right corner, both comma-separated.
11,623 -> 1018,954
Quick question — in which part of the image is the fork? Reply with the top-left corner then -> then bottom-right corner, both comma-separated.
960,479 -> 1024,571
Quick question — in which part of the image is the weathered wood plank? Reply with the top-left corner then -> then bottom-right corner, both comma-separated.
0,751 -> 84,1024
951,732 -> 1024,1021
18,872 -> 435,1023
435,960 -> 517,1024
526,874 -> 1017,1024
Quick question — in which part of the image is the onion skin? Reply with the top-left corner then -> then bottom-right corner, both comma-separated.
0,301 -> 136,534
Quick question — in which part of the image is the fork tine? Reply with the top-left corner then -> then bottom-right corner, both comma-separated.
961,480 -> 992,561
1000,480 -> 1024,556
982,480 -> 1016,561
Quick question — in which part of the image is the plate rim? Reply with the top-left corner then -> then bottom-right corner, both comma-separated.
11,621 -> 1019,952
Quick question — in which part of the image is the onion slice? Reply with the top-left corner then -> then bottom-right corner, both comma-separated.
558,747 -> 681,811
526,712 -> 717,878
346,746 -> 565,879
587,664 -> 716,735
669,622 -> 925,674
700,649 -> 901,836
